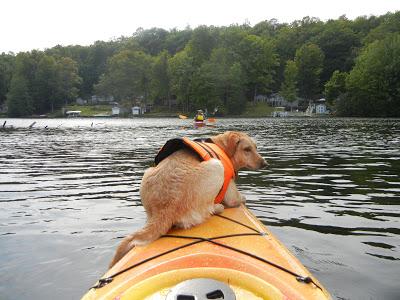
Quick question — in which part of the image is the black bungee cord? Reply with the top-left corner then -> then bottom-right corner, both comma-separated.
91,214 -> 322,292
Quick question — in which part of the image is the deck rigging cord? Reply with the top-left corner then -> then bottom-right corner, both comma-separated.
91,214 -> 322,291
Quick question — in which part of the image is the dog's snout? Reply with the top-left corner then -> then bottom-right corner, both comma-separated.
260,159 -> 268,168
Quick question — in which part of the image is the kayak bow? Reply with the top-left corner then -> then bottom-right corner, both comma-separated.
82,205 -> 331,299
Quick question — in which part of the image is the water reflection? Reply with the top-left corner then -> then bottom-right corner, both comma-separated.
0,117 -> 399,300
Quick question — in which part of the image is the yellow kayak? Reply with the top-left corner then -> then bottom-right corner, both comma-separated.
82,205 -> 331,299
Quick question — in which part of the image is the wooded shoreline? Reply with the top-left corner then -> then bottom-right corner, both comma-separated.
1,12 -> 399,118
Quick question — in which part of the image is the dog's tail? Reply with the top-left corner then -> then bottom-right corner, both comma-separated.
109,219 -> 172,269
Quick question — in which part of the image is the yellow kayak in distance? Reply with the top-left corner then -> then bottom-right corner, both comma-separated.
82,205 -> 331,299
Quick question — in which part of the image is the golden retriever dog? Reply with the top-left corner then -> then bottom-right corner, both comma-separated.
109,131 -> 267,268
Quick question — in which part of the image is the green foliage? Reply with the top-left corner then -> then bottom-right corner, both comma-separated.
190,47 -> 246,114
0,53 -> 15,106
225,63 -> 246,114
324,70 -> 348,104
313,18 -> 360,82
134,27 -> 169,56
164,27 -> 193,54
251,19 -> 282,38
237,34 -> 278,97
151,50 -> 171,106
364,11 -> 400,44
186,26 -> 218,66
4,11 -> 400,117
33,55 -> 59,113
57,57 -> 82,104
5,51 -> 81,116
295,43 -> 324,99
46,41 -> 118,98
343,33 -> 400,117
168,49 -> 194,112
280,60 -> 298,103
6,74 -> 33,117
95,50 -> 154,104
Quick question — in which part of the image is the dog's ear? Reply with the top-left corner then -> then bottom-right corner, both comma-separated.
212,131 -> 240,158
226,131 -> 241,157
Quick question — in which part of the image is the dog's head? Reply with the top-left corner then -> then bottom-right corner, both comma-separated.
211,131 -> 268,171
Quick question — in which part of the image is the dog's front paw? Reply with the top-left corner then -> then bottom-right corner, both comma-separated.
240,194 -> 247,204
213,203 -> 224,215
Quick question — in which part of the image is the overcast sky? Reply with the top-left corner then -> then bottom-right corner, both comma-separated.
1,0 -> 399,53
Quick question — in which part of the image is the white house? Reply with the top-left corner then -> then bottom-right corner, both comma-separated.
306,98 -> 329,115
0,103 -> 7,113
132,106 -> 142,115
315,98 -> 328,114
91,95 -> 115,104
256,93 -> 299,110
76,97 -> 87,105
316,103 -> 327,114
112,106 -> 120,116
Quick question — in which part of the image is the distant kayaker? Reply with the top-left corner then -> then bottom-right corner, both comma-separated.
194,109 -> 205,122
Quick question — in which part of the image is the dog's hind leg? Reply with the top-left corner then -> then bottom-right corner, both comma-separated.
109,216 -> 172,269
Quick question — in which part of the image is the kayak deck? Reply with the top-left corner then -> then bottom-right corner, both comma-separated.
83,205 -> 330,299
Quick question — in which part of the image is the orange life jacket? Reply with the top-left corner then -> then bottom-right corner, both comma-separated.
154,137 -> 235,204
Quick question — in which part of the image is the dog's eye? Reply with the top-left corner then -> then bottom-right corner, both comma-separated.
244,147 -> 251,152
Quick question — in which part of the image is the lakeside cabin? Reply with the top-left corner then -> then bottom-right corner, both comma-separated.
132,106 -> 143,116
66,110 -> 81,117
306,98 -> 329,116
112,106 -> 120,116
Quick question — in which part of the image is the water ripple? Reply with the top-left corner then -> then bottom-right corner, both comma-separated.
0,117 -> 399,300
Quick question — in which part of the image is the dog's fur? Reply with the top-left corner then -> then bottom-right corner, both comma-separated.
109,131 -> 267,268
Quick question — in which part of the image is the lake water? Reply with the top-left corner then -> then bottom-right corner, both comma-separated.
0,117 -> 399,300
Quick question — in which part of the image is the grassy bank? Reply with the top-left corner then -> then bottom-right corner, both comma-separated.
64,105 -> 112,116
241,102 -> 275,117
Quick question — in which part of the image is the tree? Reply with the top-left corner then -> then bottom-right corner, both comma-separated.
344,33 -> 400,116
168,49 -> 194,112
134,27 -> 169,56
313,19 -> 360,82
186,26 -> 218,67
189,47 -> 246,114
0,53 -> 15,107
32,55 -> 58,113
5,52 -> 38,116
191,61 -> 220,112
251,19 -> 282,38
3,13 -> 400,117
295,43 -> 324,100
95,50 -> 153,105
6,74 -> 33,117
208,47 -> 246,114
292,16 -> 324,45
151,50 -> 171,107
56,57 -> 82,107
324,70 -> 348,105
164,27 -> 193,54
28,54 -> 81,114
351,15 -> 382,41
225,62 -> 246,114
280,60 -> 298,110
237,34 -> 278,99
364,11 -> 400,44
